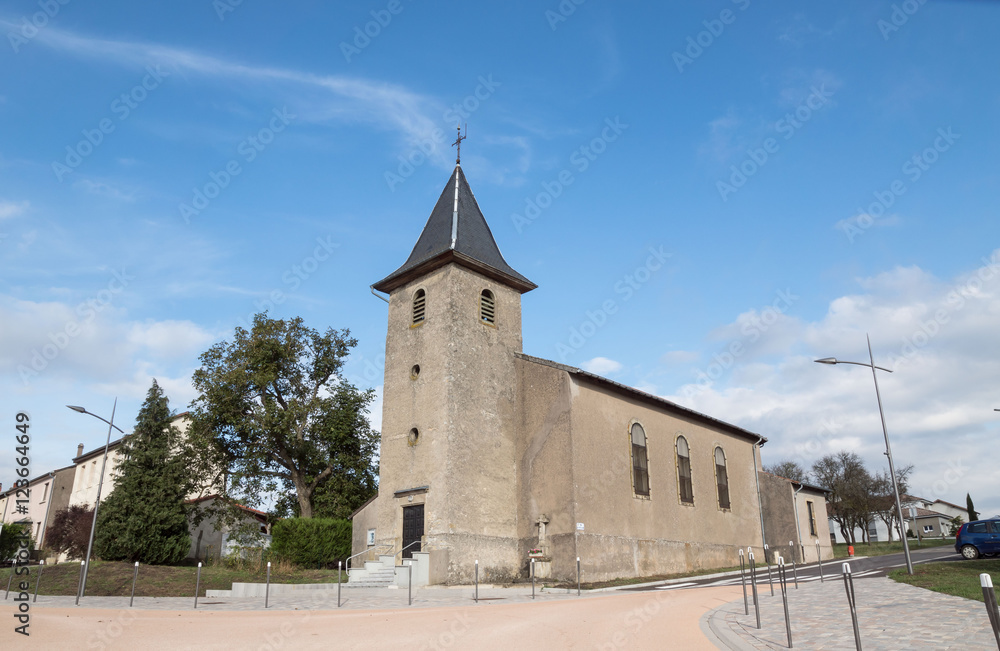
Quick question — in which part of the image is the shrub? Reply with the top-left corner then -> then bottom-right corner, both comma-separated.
270,518 -> 351,567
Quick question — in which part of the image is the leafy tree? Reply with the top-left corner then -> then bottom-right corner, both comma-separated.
0,522 -> 33,561
93,380 -> 194,564
763,461 -> 808,483
967,493 -> 980,521
191,313 -> 379,519
948,515 -> 964,535
45,505 -> 93,560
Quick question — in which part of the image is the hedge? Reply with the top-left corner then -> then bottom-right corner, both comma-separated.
270,517 -> 351,567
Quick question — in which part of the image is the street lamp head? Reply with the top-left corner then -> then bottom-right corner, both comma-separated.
814,358 -> 839,365
67,405 -> 87,413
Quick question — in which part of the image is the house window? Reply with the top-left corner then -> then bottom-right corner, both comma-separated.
630,423 -> 649,497
367,529 -> 376,546
412,289 -> 426,325
676,436 -> 693,504
807,501 -> 817,536
480,289 -> 496,325
714,447 -> 730,509
41,482 -> 49,502
922,525 -> 934,534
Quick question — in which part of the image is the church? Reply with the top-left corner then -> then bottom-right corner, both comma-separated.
350,153 -> 831,585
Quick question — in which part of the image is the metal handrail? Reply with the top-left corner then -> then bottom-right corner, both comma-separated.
393,540 -> 422,563
346,543 -> 393,569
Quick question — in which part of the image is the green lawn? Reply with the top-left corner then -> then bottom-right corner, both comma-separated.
889,558 -> 1000,603
832,537 -> 952,559
2,560 -> 346,598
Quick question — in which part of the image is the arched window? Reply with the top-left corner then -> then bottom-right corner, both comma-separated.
412,289 -> 426,325
479,289 -> 496,324
676,436 -> 693,504
715,447 -> 730,509
631,423 -> 649,496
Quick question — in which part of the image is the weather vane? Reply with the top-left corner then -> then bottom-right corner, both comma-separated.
452,124 -> 467,164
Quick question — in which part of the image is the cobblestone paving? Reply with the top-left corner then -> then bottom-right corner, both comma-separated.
22,586 -> 591,612
707,575 -> 998,650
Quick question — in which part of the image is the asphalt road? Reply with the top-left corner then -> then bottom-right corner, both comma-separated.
621,543 -> 964,592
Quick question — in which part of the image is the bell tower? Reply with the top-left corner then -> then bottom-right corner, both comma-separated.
371,163 -> 536,583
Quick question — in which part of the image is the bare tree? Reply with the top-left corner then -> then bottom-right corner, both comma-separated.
871,465 -> 913,541
763,460 -> 809,483
812,451 -> 878,545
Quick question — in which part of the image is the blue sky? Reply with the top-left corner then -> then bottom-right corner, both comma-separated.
2,1 -> 998,520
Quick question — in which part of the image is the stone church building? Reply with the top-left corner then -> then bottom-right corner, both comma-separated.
351,161 -> 831,585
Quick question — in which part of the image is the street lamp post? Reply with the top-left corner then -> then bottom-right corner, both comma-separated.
815,334 -> 914,575
67,400 -> 125,604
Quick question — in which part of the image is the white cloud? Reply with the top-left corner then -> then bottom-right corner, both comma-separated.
581,356 -> 623,376
665,250 -> 1000,520
0,295 -> 216,393
0,200 -> 29,220
3,22 -> 445,164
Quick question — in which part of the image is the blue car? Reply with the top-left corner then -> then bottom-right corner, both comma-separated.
954,518 -> 1000,559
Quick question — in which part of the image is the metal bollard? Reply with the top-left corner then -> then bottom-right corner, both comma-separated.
33,561 -> 44,603
816,541 -> 824,583
981,573 -> 1000,650
749,550 -> 761,629
531,558 -> 536,600
475,560 -> 479,603
75,561 -> 86,606
408,561 -> 412,606
778,556 -> 793,648
265,561 -> 271,609
842,563 -> 862,651
577,557 -> 581,597
129,562 -> 139,607
739,548 -> 748,615
194,562 -> 202,609
764,543 -> 774,596
337,561 -> 342,608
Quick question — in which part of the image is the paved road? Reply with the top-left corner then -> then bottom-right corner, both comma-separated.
620,544 -> 961,593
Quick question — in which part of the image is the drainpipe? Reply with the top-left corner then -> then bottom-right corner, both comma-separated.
792,483 -> 805,563
752,436 -> 766,549
370,286 -> 389,304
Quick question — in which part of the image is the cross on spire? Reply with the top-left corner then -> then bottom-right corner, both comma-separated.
452,124 -> 467,165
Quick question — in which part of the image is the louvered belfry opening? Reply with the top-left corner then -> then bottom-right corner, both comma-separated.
412,289 -> 426,324
479,289 -> 496,324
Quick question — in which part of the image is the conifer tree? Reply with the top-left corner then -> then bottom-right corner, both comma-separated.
967,493 -> 980,522
94,380 -> 194,564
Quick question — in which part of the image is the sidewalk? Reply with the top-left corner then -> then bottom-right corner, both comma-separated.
703,575 -> 998,650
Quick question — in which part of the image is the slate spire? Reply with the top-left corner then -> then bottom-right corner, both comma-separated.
372,165 -> 536,294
